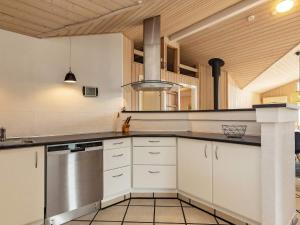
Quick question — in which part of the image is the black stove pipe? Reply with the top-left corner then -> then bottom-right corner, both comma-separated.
208,58 -> 225,110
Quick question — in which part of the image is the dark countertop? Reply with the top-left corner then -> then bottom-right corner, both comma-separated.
0,131 -> 261,150
253,103 -> 300,109
122,108 -> 255,113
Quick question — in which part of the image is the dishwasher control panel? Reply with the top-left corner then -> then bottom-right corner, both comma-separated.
47,141 -> 103,152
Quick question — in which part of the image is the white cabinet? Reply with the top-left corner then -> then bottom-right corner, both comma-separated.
104,166 -> 131,198
178,138 -> 261,222
0,147 -> 45,225
213,142 -> 261,222
104,147 -> 131,171
133,137 -> 176,147
133,146 -> 176,165
133,165 -> 176,189
133,137 -> 176,190
178,138 -> 213,203
103,138 -> 131,200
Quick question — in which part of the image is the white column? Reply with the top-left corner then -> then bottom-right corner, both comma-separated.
256,106 -> 298,225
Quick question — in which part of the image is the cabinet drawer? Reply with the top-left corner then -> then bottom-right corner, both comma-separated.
104,147 -> 131,171
133,147 -> 176,165
133,137 -> 176,147
104,138 -> 131,150
133,165 -> 176,189
104,166 -> 131,198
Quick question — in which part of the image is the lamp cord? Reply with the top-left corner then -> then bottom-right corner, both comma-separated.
69,37 -> 72,71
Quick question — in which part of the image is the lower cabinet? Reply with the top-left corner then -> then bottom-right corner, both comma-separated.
103,138 -> 132,201
178,138 -> 213,203
104,166 -> 131,198
178,138 -> 261,223
133,137 -> 177,190
213,142 -> 261,222
0,147 -> 44,225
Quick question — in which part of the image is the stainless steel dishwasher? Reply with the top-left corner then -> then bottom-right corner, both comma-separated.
45,141 -> 103,225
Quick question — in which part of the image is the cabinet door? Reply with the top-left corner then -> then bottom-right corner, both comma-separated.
213,142 -> 261,222
0,147 -> 45,225
178,138 -> 213,203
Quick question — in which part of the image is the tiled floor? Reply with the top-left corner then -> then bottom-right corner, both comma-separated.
63,199 -> 229,225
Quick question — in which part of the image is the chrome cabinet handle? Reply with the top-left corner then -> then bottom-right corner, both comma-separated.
148,140 -> 160,143
215,146 -> 219,160
112,153 -> 124,158
204,144 -> 207,159
149,151 -> 160,155
35,151 -> 38,168
112,173 -> 123,178
113,141 -> 124,145
148,171 -> 160,174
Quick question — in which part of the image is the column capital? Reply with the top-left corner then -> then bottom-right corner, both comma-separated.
253,104 -> 299,123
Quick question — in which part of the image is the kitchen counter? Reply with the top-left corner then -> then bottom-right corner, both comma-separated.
0,131 -> 261,150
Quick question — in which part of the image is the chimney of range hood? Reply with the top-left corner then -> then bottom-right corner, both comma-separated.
208,58 -> 225,110
122,15 -> 181,91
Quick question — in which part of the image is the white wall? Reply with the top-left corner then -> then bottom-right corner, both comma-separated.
0,29 -> 124,137
121,110 -> 261,136
228,75 -> 261,109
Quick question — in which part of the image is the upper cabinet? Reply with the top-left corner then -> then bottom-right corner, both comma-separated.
0,147 -> 45,225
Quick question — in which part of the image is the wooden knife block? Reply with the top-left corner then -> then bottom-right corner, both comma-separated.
122,124 -> 130,133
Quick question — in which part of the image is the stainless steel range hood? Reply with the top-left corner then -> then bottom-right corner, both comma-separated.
123,16 -> 180,91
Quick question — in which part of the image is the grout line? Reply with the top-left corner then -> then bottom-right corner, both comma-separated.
94,221 -> 220,224
153,198 -> 156,225
121,198 -> 131,225
89,208 -> 101,225
214,209 -> 220,224
180,200 -> 187,225
180,199 -> 233,225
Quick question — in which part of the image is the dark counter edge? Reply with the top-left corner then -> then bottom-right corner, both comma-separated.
0,132 -> 261,150
123,103 -> 299,113
122,108 -> 255,113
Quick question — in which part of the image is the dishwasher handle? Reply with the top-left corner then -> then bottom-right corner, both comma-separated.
70,148 -> 85,153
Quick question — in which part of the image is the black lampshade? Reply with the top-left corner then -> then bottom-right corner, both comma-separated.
64,70 -> 77,83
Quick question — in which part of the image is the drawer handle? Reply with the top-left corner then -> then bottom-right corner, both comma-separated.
215,146 -> 219,160
149,151 -> 160,155
112,153 -> 124,158
113,141 -> 124,145
204,144 -> 207,159
148,140 -> 160,143
35,151 -> 38,168
148,170 -> 160,174
112,173 -> 124,178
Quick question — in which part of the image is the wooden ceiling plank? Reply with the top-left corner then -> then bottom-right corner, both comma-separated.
48,0 -> 99,18
0,20 -> 40,36
89,0 -> 124,11
66,0 -> 111,15
0,0 -> 71,26
18,0 -> 88,22
0,2 -> 64,30
0,12 -> 50,33
37,3 -> 142,38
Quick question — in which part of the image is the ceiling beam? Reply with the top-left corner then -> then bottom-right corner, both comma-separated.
169,0 -> 270,42
37,2 -> 143,38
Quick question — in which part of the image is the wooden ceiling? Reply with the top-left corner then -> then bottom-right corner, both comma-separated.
0,0 -> 242,39
179,1 -> 300,88
0,0 -> 300,88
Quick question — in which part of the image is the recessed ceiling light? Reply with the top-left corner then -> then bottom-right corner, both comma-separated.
276,0 -> 294,13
